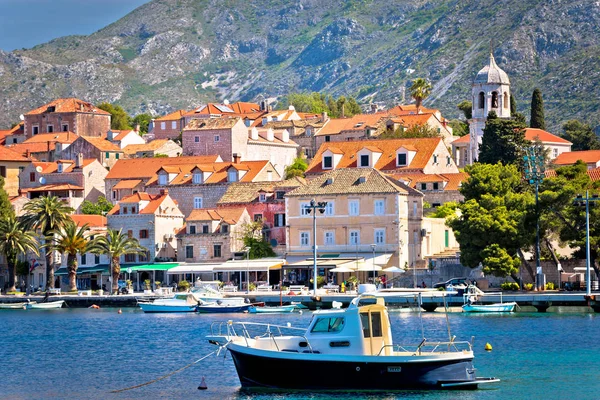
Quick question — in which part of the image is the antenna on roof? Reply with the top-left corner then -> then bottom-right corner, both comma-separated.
223,99 -> 230,105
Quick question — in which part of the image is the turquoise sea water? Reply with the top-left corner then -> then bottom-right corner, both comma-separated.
1,308 -> 599,400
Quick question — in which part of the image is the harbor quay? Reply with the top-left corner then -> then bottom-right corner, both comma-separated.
1,290 -> 599,312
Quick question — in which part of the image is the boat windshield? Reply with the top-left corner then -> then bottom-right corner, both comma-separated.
310,317 -> 345,333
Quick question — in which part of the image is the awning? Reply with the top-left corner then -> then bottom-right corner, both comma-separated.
167,264 -> 219,274
55,265 -> 110,276
212,260 -> 284,272
121,263 -> 179,272
285,258 -> 359,269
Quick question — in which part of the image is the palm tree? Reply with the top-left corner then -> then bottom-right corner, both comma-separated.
95,229 -> 145,294
410,78 -> 432,110
0,215 -> 39,292
22,196 -> 73,289
48,221 -> 100,292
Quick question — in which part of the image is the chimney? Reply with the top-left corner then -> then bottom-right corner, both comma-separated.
76,153 -> 83,168
160,188 -> 169,195
281,129 -> 289,143
80,103 -> 84,112
25,149 -> 30,158
233,153 -> 241,164
321,111 -> 328,122
266,128 -> 274,142
370,104 -> 377,113
250,127 -> 259,140
134,124 -> 140,133
107,130 -> 113,141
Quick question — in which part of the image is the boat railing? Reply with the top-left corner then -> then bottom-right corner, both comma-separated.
377,339 -> 472,356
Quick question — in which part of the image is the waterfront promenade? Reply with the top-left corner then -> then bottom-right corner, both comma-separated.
1,289 -> 599,312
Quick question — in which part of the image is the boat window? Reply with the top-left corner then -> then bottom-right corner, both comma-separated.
311,317 -> 345,333
371,312 -> 382,337
360,313 -> 370,338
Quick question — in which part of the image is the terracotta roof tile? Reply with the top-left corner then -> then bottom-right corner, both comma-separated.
553,150 -> 600,165
149,160 -> 272,186
217,178 -> 306,205
452,135 -> 470,144
386,104 -> 439,115
108,192 -> 171,215
186,207 -> 246,224
307,137 -> 442,174
70,214 -> 107,228
287,168 -> 410,197
524,128 -> 572,144
112,130 -> 136,141
22,131 -> 78,144
6,142 -> 56,156
112,179 -> 143,189
106,155 -> 221,180
122,139 -> 171,155
154,110 -> 188,121
24,183 -> 84,192
184,117 -> 241,130
25,98 -> 110,116
82,136 -> 122,152
318,114 -> 387,136
0,145 -> 32,161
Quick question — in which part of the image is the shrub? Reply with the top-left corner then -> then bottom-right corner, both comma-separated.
524,283 -> 534,291
177,280 -> 190,291
501,282 -> 520,291
545,282 -> 555,290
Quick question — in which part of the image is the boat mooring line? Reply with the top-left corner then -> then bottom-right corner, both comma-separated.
110,349 -> 218,393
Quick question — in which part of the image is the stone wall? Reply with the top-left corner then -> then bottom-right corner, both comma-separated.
146,184 -> 229,217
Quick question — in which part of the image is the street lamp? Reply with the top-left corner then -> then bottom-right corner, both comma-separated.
304,199 -> 327,295
574,192 -> 600,297
523,145 -> 545,290
243,246 -> 251,294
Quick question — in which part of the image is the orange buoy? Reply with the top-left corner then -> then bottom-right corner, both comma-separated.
89,304 -> 100,309
198,376 -> 207,390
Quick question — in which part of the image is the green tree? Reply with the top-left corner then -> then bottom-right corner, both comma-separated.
241,221 -> 276,258
560,120 -> 600,151
97,102 -> 132,130
49,221 -> 99,292
380,123 -> 440,139
448,163 -> 533,278
530,88 -> 546,130
284,156 -> 308,179
94,229 -> 145,294
428,201 -> 459,218
131,113 -> 152,135
81,196 -> 113,215
0,215 -> 39,292
345,97 -> 362,117
0,176 -> 14,220
457,100 -> 472,120
22,196 -> 73,289
448,120 -> 469,137
510,94 -> 517,115
409,78 -> 432,110
479,112 -> 527,165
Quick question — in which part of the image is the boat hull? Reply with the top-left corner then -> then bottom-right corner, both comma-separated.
462,302 -> 516,313
26,301 -> 64,309
138,303 -> 197,313
228,346 -> 478,390
248,305 -> 295,314
196,304 -> 252,313
0,302 -> 28,309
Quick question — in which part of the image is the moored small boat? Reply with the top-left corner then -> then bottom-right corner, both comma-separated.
196,299 -> 251,313
26,300 -> 64,310
462,285 -> 516,313
0,302 -> 30,310
207,294 -> 500,390
248,304 -> 296,314
139,293 -> 200,313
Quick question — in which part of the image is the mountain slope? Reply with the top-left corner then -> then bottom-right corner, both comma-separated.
0,0 -> 598,132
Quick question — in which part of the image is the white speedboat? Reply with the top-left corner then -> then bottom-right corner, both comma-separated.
207,294 -> 500,390
248,304 -> 296,314
26,300 -> 64,309
196,299 -> 252,313
0,302 -> 30,309
139,293 -> 200,313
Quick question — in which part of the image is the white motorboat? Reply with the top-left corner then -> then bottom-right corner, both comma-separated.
207,294 -> 500,390
139,293 -> 200,313
26,300 -> 64,309
0,302 -> 30,310
248,304 -> 296,314
462,285 -> 517,313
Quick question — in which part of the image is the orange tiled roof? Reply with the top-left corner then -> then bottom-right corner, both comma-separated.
148,160 -> 272,186
106,155 -> 221,180
154,109 -> 188,121
25,98 -> 110,116
524,128 -> 571,144
25,183 -> 84,192
122,139 -> 171,155
112,179 -> 143,189
111,130 -> 136,141
82,136 -> 122,152
184,117 -> 241,130
0,145 -> 32,162
318,114 -> 387,136
108,192 -> 171,215
186,207 -> 246,224
391,172 -> 468,191
553,150 -> 600,165
6,142 -> 56,156
452,135 -> 470,144
22,131 -> 78,144
386,104 -> 439,115
307,137 -> 443,174
70,214 -> 107,228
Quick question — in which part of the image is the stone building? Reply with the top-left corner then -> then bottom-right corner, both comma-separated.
5,131 -> 79,162
177,207 -> 251,263
0,146 -> 31,196
23,98 -> 111,140
107,129 -> 145,148
122,139 -> 182,158
19,155 -> 108,212
150,109 -> 188,140
107,190 -> 184,262
61,135 -> 124,169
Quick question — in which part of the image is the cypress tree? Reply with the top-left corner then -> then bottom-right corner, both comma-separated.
510,94 -> 517,115
530,88 -> 546,130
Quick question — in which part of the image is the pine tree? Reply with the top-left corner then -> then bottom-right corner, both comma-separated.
530,88 -> 546,130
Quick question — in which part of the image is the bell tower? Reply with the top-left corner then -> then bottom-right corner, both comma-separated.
468,53 -> 511,164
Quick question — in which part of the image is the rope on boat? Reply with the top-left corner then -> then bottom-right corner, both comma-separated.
110,349 -> 218,393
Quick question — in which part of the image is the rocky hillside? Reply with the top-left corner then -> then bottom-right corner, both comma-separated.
0,0 -> 599,132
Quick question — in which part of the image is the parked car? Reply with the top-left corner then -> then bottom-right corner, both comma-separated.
433,277 -> 468,289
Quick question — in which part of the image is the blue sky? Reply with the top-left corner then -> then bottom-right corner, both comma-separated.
0,0 -> 151,51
